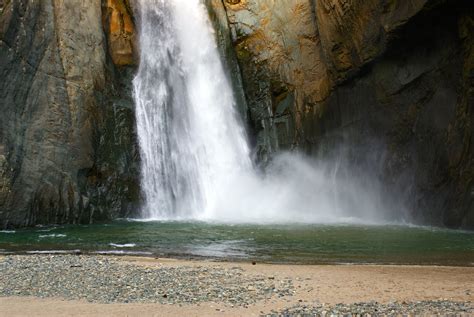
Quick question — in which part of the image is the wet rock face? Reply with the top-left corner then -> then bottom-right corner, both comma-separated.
223,0 -> 473,228
0,0 -> 140,228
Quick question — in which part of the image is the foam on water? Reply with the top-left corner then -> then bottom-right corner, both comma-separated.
38,234 -> 67,238
94,250 -> 153,256
26,250 -> 80,254
109,243 -> 137,248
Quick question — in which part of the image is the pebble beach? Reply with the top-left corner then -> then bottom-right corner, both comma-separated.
1,255 -> 473,316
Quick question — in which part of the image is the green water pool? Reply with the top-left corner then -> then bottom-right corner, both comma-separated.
1,221 -> 473,265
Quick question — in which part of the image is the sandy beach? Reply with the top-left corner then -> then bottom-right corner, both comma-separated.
0,255 -> 473,316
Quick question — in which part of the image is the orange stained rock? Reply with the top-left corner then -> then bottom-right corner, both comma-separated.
104,0 -> 136,66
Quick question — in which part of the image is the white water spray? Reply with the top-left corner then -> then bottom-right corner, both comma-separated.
133,0 -> 406,223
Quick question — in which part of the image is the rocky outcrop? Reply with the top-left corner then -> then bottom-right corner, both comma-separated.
221,0 -> 473,228
0,0 -> 139,228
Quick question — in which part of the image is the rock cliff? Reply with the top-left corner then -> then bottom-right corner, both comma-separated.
0,0 -> 140,227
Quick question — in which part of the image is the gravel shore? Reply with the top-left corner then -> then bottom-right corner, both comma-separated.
264,301 -> 473,316
0,255 -> 473,316
0,255 -> 293,306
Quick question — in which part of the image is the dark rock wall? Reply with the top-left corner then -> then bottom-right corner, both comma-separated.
0,0 -> 140,228
309,3 -> 474,228
314,1 -> 473,229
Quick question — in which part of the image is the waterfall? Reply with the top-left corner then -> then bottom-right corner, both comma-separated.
133,0 -> 252,219
133,0 -> 407,224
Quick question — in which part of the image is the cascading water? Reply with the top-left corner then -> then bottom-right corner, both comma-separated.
134,0 -> 408,223
134,0 -> 252,219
